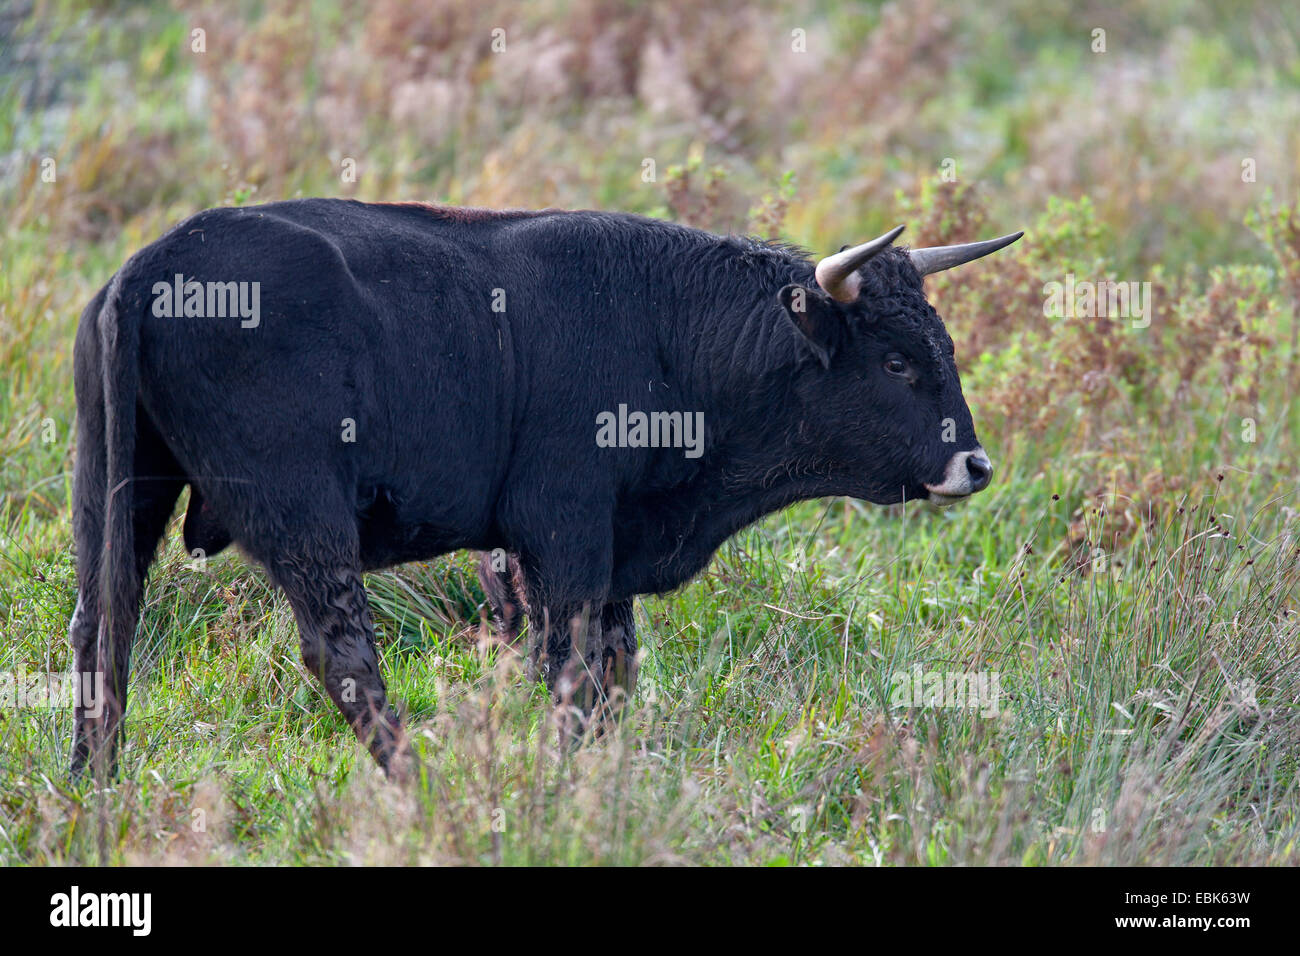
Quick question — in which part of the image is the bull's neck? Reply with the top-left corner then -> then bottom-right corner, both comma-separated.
667,239 -> 814,407
605,236 -> 841,595
660,242 -> 831,536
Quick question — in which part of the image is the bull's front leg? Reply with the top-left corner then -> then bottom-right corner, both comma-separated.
477,549 -> 526,644
528,598 -> 604,716
502,472 -> 643,734
599,598 -> 638,711
502,526 -> 616,731
523,591 -> 639,736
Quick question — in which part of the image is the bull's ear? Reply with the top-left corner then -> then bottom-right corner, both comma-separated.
778,284 -> 839,369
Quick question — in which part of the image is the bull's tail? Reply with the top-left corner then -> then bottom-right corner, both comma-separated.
87,269 -> 141,772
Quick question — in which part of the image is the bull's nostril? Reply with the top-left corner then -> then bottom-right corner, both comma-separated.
966,453 -> 992,492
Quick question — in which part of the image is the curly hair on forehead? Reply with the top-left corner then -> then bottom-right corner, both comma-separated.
850,249 -> 943,337
854,245 -> 927,299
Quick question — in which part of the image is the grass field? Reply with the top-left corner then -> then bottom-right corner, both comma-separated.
1,0 -> 1298,865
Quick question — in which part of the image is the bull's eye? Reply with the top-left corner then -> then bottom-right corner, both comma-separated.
883,354 -> 910,378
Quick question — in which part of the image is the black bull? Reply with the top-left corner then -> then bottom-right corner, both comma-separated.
68,199 -> 1019,775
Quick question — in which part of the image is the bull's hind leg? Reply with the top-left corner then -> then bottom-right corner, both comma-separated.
265,529 -> 411,777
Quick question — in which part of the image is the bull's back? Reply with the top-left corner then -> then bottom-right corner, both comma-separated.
118,200 -> 515,559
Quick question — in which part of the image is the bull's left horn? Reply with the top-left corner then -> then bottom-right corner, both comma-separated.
814,224 -> 905,302
908,231 -> 1024,277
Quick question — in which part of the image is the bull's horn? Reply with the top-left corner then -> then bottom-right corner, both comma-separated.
814,224 -> 905,302
908,231 -> 1024,277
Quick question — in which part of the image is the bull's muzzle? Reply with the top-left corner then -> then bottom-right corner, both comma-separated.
925,447 -> 993,504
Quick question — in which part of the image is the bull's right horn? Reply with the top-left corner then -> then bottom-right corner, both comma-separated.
908,231 -> 1024,277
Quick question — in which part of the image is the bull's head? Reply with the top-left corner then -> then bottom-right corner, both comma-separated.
777,225 -> 1022,506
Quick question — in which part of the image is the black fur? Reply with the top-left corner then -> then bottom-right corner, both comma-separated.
69,198 -> 985,775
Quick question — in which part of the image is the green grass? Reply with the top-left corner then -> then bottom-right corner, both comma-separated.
2,468 -> 1296,864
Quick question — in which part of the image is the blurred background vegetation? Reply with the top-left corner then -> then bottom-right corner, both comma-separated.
1,1 -> 1299,865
